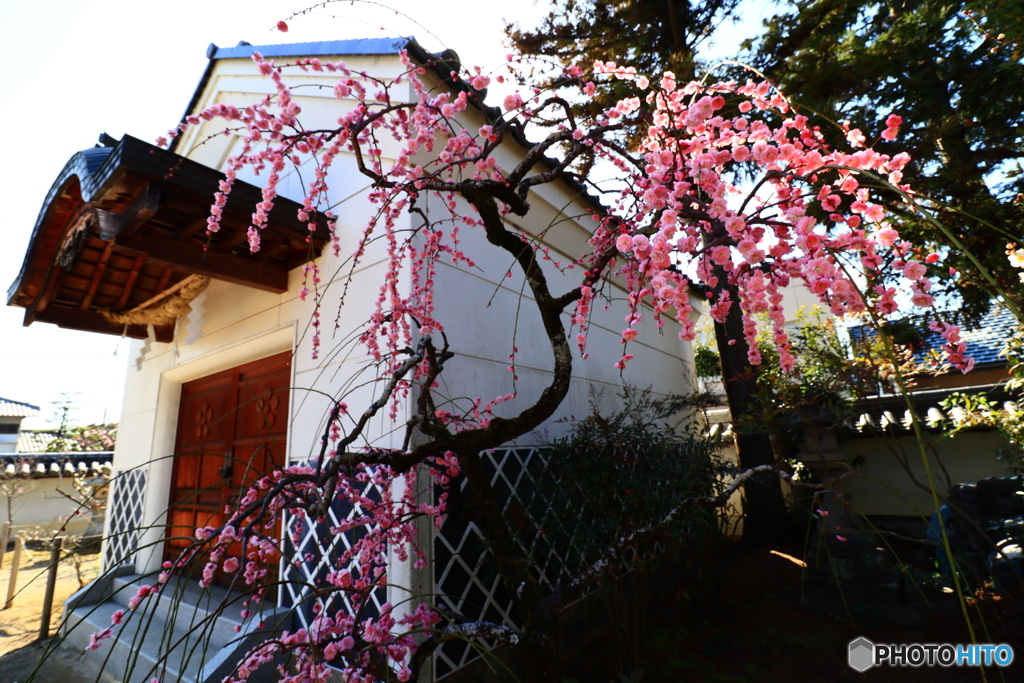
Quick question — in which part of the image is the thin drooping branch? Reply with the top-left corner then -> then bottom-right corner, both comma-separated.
407,620 -> 521,677
460,186 -> 574,441
505,122 -> 622,192
213,339 -> 439,534
564,465 -> 829,598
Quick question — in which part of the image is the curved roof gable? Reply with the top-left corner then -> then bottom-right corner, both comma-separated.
8,136 -> 330,341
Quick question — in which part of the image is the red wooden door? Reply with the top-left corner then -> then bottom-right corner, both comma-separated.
165,352 -> 291,578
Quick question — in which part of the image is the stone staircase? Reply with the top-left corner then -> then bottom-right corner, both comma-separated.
60,573 -> 292,683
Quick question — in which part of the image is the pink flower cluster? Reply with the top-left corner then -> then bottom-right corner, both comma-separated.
176,454 -> 459,681
929,320 -> 975,373
569,65 -> 968,372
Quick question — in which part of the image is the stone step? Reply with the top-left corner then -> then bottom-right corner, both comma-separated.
61,573 -> 292,683
62,598 -> 217,683
109,575 -> 248,650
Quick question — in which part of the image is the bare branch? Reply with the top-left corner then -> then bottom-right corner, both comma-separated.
564,465 -> 827,598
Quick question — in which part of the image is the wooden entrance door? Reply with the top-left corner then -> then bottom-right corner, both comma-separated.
165,352 -> 291,577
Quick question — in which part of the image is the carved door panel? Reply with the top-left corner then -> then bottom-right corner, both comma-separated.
165,352 -> 290,583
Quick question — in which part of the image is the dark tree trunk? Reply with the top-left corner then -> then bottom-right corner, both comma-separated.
712,279 -> 790,546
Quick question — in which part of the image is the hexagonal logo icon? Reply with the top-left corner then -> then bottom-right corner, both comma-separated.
849,637 -> 875,672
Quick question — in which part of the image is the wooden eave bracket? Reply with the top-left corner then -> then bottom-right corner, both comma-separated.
95,181 -> 161,240
114,231 -> 289,293
16,141 -> 306,345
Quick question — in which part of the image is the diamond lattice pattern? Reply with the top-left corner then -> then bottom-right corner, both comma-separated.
276,446 -> 667,679
280,466 -> 387,631
103,469 -> 147,571
434,447 -> 573,677
433,446 -> 670,677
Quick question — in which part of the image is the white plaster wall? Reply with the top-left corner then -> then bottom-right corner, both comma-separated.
112,50 -> 427,576
175,51 -> 413,192
778,280 -> 829,327
1,476 -> 96,537
421,187 -> 698,443
839,431 -> 1013,519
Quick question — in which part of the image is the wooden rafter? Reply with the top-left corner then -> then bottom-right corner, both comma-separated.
115,256 -> 146,310
11,135 -> 331,339
30,307 -> 174,341
262,239 -> 293,260
154,267 -> 174,295
172,215 -> 211,239
34,269 -> 63,316
79,242 -> 114,310
124,273 -> 203,314
221,226 -> 253,251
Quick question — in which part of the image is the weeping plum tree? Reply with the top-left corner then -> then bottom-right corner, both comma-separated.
94,28 -> 976,683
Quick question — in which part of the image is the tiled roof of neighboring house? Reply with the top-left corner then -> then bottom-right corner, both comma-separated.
846,382 -> 1014,435
16,430 -> 58,452
0,397 -> 40,418
707,386 -> 1015,440
0,452 -> 114,478
848,305 -> 1018,369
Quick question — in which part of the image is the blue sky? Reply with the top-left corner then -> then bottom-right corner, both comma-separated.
0,0 -> 767,429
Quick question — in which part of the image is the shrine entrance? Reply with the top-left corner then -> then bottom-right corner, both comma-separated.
165,352 -> 290,583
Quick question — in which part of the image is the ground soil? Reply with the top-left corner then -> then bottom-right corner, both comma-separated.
564,543 -> 1024,682
0,546 -> 103,683
0,543 -> 1020,682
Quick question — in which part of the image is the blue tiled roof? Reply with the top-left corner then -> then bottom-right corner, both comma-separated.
848,305 -> 1019,368
955,306 -> 1019,365
209,37 -> 412,61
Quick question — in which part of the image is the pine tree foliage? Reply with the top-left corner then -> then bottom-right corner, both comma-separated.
507,0 -> 740,138
748,0 -> 1024,321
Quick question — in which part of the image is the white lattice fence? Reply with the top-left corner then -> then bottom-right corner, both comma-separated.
276,445 -> 694,678
275,450 -> 552,676
432,444 -> 689,677
280,466 -> 387,631
433,446 -> 582,677
103,468 -> 147,571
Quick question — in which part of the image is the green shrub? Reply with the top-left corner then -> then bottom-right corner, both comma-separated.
514,388 -> 733,577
